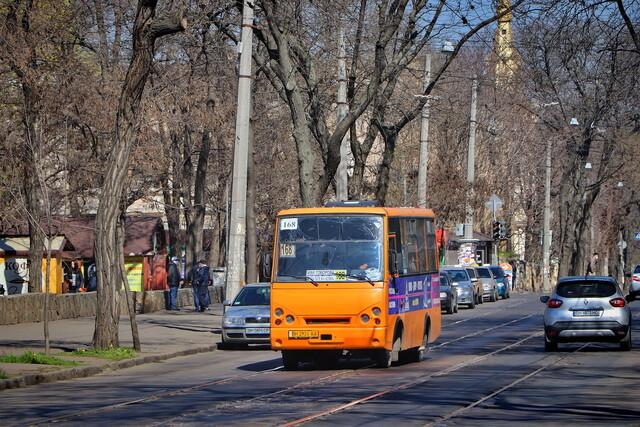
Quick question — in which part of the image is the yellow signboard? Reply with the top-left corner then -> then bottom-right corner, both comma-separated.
125,258 -> 144,292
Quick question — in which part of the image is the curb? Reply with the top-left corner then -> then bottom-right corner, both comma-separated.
0,344 -> 217,391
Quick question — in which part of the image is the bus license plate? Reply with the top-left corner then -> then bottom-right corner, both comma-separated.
573,310 -> 600,317
288,330 -> 319,339
246,328 -> 269,334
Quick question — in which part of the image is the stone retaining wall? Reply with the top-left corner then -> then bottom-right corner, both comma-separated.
0,286 -> 223,326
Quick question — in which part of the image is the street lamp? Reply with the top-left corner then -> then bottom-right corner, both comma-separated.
416,42 -> 454,208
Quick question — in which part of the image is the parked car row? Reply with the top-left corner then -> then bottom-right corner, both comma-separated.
439,264 -> 510,314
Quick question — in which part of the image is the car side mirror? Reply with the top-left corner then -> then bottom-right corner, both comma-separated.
470,277 -> 478,283
540,295 -> 550,304
625,294 -> 635,303
223,299 -> 230,313
259,252 -> 272,282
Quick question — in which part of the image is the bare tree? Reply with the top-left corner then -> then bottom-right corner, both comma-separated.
93,0 -> 186,349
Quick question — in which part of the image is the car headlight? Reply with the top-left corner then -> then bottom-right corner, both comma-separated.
223,316 -> 245,326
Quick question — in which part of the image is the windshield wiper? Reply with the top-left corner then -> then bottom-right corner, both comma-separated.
346,274 -> 376,286
280,275 -> 319,286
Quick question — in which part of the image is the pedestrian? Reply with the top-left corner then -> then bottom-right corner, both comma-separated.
167,256 -> 181,311
586,252 -> 599,276
189,259 -> 210,312
70,262 -> 84,293
87,263 -> 97,292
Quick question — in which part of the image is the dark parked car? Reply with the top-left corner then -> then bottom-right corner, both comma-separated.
489,265 -> 510,299
439,272 -> 458,314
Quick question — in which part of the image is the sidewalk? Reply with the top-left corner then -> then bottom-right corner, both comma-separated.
0,304 -> 223,391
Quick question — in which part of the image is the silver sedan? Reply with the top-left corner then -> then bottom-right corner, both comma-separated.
221,283 -> 271,348
541,276 -> 633,352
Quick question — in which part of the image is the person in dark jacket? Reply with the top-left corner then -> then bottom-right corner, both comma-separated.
167,257 -> 181,310
188,259 -> 210,312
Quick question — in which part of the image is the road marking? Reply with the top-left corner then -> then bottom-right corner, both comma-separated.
279,331 -> 542,427
445,299 -> 528,326
424,342 -> 591,426
39,365 -> 284,425
432,313 -> 535,349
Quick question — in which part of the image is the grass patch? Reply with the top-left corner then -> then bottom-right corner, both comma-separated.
71,347 -> 137,360
0,352 -> 79,366
0,369 -> 7,379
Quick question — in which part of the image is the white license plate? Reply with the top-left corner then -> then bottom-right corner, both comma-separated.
440,292 -> 447,298
245,327 -> 270,334
573,310 -> 601,317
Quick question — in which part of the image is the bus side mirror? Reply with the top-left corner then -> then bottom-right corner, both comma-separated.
259,252 -> 272,282
390,251 -> 398,275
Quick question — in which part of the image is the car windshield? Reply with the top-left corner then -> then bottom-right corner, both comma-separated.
489,267 -> 505,278
276,215 -> 383,282
439,274 -> 450,287
445,269 -> 468,282
476,268 -> 492,278
466,268 -> 476,278
556,281 -> 617,298
233,286 -> 270,306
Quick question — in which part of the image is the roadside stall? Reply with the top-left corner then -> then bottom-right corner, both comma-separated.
0,235 -> 75,294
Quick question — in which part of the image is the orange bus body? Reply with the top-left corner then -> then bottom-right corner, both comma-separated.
270,207 -> 441,366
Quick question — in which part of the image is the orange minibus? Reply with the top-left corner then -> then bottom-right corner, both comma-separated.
270,202 -> 441,369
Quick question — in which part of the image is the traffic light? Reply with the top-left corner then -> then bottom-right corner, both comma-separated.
504,223 -> 511,239
492,221 -> 500,241
499,221 -> 507,240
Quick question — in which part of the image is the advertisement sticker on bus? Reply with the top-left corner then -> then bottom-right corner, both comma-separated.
306,269 -> 347,281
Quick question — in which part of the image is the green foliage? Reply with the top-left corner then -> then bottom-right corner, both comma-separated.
0,369 -> 7,379
71,347 -> 137,360
0,352 -> 79,366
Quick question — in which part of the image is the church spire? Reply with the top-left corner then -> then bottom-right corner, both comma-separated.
494,0 -> 518,87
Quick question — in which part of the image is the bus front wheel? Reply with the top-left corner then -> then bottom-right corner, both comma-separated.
282,350 -> 300,370
375,335 -> 401,368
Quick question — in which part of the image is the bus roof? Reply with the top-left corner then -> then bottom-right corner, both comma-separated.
276,206 -> 435,218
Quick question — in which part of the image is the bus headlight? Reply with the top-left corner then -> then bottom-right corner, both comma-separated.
285,315 -> 295,324
361,314 -> 370,323
372,307 -> 381,316
275,308 -> 284,317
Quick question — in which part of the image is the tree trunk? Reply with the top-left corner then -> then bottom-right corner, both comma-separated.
93,0 -> 186,349
187,100 -> 213,265
118,218 -> 141,351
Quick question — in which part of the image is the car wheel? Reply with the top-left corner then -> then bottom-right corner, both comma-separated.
454,300 -> 459,313
620,328 -> 632,351
468,298 -> 475,309
544,335 -> 558,352
446,300 -> 454,314
282,350 -> 300,370
490,291 -> 497,302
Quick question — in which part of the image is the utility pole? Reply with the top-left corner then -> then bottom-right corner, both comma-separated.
417,54 -> 431,208
226,0 -> 254,301
336,28 -> 349,200
464,77 -> 478,240
542,138 -> 551,291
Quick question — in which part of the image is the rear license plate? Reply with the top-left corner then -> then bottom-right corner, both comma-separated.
573,310 -> 601,317
288,330 -> 319,339
246,327 -> 269,334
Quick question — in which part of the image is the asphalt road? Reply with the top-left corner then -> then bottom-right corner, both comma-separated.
2,293 -> 640,426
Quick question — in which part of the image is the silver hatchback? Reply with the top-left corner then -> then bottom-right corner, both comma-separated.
221,283 -> 271,348
541,276 -> 633,352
